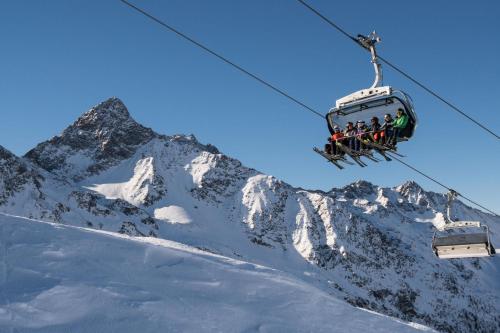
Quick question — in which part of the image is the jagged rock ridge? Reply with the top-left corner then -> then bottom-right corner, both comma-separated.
25,97 -> 156,180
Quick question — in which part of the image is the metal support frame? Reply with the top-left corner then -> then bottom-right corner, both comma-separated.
438,189 -> 482,230
485,225 -> 493,255
446,190 -> 458,223
357,31 -> 383,89
441,221 -> 481,230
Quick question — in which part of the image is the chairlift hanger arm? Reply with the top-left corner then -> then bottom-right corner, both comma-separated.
446,190 -> 459,223
357,32 -> 382,89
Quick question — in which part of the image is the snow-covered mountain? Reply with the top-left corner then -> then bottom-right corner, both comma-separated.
1,97 -> 499,333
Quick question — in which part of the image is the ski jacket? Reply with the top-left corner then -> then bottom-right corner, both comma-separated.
344,128 -> 356,137
381,120 -> 393,130
356,126 -> 369,136
331,132 -> 344,141
371,123 -> 381,132
393,114 -> 409,129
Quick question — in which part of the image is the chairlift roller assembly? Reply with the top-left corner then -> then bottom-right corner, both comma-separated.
326,32 -> 417,140
432,190 -> 496,259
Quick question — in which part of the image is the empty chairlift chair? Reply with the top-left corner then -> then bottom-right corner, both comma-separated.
432,190 -> 496,259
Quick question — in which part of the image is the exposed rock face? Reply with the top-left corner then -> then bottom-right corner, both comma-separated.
0,143 -> 159,235
0,145 -> 44,206
25,97 -> 156,180
2,98 -> 499,333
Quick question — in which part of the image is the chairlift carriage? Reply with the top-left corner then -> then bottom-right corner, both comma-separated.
315,31 -> 418,168
326,31 -> 417,139
432,190 -> 496,259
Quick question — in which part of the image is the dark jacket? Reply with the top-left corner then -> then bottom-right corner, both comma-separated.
356,125 -> 369,135
381,119 -> 393,130
371,122 -> 381,132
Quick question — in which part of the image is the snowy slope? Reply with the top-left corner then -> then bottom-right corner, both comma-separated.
0,141 -> 160,237
0,214 -> 433,333
1,97 -> 499,332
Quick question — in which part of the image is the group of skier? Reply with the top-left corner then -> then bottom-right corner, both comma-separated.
324,108 -> 409,156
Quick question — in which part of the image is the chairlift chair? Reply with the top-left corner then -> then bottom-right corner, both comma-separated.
326,32 -> 417,139
432,190 -> 496,259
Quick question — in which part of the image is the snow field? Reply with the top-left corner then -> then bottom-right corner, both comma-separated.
0,214 -> 433,333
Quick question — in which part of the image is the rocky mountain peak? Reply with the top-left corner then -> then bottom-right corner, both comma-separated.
0,145 -> 16,161
338,180 -> 377,198
73,97 -> 130,128
25,97 -> 157,179
396,180 -> 438,208
56,97 -> 155,152
397,180 -> 424,194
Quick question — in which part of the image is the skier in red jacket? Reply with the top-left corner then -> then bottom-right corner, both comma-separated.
325,126 -> 345,156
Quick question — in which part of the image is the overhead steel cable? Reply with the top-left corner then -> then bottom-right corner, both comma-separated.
376,55 -> 500,140
294,0 -> 358,44
118,0 -> 499,217
387,153 -> 499,217
118,0 -> 324,119
296,0 -> 500,140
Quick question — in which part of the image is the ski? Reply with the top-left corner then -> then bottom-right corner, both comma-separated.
313,148 -> 345,169
335,143 -> 368,167
336,141 -> 380,164
358,149 -> 381,163
374,149 -> 392,161
359,138 -> 406,157
356,138 -> 392,161
383,147 -> 406,158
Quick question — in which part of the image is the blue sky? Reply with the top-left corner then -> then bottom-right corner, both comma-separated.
1,0 -> 499,211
